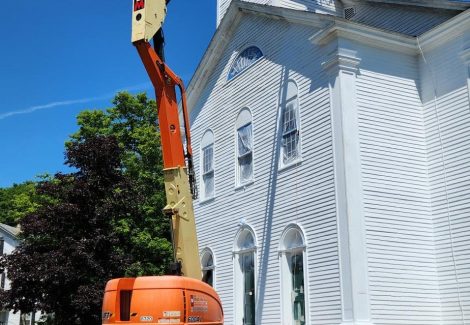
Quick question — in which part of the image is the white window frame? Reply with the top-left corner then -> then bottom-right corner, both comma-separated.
235,108 -> 254,187
200,130 -> 215,202
279,224 -> 309,325
278,80 -> 302,170
233,225 -> 258,325
201,248 -> 216,288
227,46 -> 264,82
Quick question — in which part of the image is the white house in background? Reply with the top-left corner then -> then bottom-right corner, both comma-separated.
0,224 -> 39,325
0,223 -> 22,325
187,0 -> 470,324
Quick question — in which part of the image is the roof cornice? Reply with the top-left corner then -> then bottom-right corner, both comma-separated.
310,18 -> 417,54
361,0 -> 470,11
418,9 -> 470,51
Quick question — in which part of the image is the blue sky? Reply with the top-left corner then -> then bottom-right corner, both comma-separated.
0,0 -> 216,187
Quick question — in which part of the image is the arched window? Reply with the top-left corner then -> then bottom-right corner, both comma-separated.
235,108 -> 254,186
234,225 -> 257,325
201,248 -> 215,287
200,130 -> 215,200
279,225 -> 308,325
228,46 -> 263,81
280,80 -> 301,167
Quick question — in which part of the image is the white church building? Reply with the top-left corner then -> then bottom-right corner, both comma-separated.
187,1 -> 470,324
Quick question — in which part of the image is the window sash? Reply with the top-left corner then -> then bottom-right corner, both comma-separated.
282,100 -> 298,135
237,123 -> 253,157
282,132 -> 299,162
242,253 -> 256,325
203,172 -> 214,199
290,252 -> 305,325
281,95 -> 300,164
202,145 -> 214,175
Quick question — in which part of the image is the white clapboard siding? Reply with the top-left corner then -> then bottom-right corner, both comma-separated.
421,32 -> 470,324
341,0 -> 455,36
191,14 -> 342,325
355,43 -> 442,324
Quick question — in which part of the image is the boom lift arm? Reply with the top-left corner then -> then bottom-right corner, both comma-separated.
101,2 -> 223,324
133,0 -> 200,279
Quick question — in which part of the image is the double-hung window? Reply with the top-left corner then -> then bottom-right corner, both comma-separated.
200,130 -> 215,200
280,81 -> 301,167
236,108 -> 254,186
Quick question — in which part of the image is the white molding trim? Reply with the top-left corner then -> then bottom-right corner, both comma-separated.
359,0 -> 469,11
325,50 -> 374,325
311,20 -> 417,54
237,1 -> 332,28
322,53 -> 361,74
419,10 -> 470,51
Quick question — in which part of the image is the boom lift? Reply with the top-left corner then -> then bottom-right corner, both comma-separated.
101,1 -> 223,324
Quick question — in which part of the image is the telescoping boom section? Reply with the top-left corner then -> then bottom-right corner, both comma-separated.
102,1 -> 223,324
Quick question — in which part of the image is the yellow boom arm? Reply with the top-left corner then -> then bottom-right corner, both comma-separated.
131,0 -> 167,43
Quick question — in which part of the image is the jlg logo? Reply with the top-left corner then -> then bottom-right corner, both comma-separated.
134,0 -> 145,11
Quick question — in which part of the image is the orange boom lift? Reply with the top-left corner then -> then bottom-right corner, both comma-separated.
101,1 -> 223,324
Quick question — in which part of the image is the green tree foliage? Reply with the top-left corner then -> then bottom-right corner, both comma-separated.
68,92 -> 172,276
0,136 -> 147,324
0,182 -> 41,225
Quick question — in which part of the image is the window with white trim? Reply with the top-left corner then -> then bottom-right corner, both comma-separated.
236,108 -> 254,186
279,225 -> 307,325
200,130 -> 215,200
234,226 -> 256,325
280,80 -> 301,167
201,249 -> 215,287
228,46 -> 263,81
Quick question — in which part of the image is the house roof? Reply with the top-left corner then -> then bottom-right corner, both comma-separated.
361,0 -> 470,10
0,223 -> 20,238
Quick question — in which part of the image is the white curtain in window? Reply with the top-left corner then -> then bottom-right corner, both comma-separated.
238,124 -> 253,183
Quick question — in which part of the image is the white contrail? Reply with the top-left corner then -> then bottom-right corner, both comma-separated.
0,82 -> 152,120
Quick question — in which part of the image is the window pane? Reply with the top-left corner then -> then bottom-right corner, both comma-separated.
202,269 -> 213,287
282,133 -> 299,163
239,154 -> 253,184
283,101 -> 297,134
238,123 -> 253,184
203,145 -> 214,174
238,124 -> 253,157
203,172 -> 214,198
243,253 -> 255,325
291,253 -> 305,325
228,46 -> 263,80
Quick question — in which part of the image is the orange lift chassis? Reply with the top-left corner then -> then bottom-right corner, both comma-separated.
101,1 -> 224,324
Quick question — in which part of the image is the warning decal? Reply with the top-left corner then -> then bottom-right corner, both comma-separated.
134,0 -> 145,11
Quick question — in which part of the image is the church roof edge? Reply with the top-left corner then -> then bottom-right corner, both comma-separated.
360,0 -> 470,11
